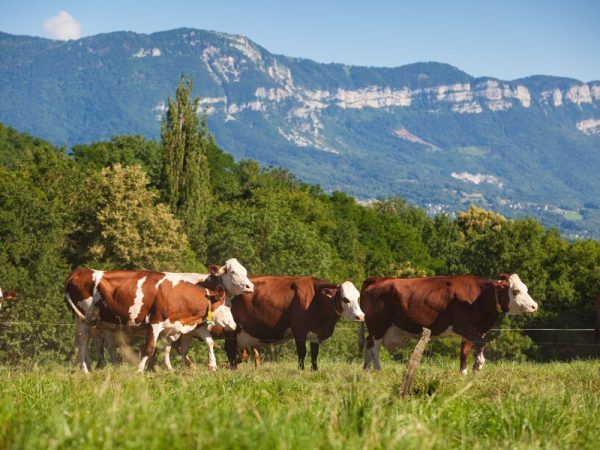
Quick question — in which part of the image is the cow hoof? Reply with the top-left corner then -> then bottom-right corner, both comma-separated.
460,369 -> 468,376
208,365 -> 217,372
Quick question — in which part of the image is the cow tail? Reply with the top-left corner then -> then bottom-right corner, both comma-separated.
358,321 -> 366,353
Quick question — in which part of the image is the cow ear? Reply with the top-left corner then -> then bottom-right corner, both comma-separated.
4,290 -> 16,300
321,288 -> 337,299
491,279 -> 510,290
498,273 -> 510,281
208,264 -> 225,275
216,285 -> 226,299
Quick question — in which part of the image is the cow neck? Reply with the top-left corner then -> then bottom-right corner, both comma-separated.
199,274 -> 222,291
494,288 -> 509,314
334,294 -> 344,316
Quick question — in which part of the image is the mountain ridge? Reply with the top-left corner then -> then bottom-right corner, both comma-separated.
1,28 -> 600,238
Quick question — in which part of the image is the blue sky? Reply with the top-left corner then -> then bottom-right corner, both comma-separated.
1,0 -> 598,81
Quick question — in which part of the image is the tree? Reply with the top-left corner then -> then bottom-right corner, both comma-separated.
71,135 -> 162,187
160,76 -> 212,259
71,164 -> 193,271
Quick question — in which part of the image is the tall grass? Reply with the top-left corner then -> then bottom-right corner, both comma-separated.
1,359 -> 599,449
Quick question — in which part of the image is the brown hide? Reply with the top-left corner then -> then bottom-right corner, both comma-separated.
65,269 -> 213,327
227,275 -> 344,370
231,275 -> 340,342
361,275 -> 510,343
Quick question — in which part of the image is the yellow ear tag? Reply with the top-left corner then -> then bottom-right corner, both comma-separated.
496,301 -> 503,313
207,309 -> 213,322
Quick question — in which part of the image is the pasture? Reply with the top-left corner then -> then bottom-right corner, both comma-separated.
1,358 -> 598,450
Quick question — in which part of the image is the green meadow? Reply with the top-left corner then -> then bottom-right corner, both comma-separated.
1,359 -> 598,450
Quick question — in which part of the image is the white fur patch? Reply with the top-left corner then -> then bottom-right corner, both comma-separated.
155,272 -> 202,289
157,319 -> 197,337
382,325 -> 414,351
128,276 -> 147,324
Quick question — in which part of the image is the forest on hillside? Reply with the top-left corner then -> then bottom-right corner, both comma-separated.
1,79 -> 599,364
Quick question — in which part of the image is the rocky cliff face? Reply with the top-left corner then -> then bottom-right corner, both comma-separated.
1,28 -> 600,237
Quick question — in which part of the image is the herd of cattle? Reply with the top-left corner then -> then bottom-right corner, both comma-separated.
8,257 -> 598,375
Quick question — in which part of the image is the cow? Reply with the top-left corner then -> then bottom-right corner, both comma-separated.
359,273 -> 538,374
64,258 -> 253,373
0,287 -> 16,310
223,276 -> 365,370
98,284 -> 235,371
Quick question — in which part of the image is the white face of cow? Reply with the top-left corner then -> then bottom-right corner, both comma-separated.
212,299 -> 237,331
506,274 -> 538,315
339,281 -> 365,322
219,258 -> 254,296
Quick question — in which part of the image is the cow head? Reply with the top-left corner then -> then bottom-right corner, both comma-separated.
208,258 -> 254,296
0,288 -> 16,310
496,273 -> 538,315
208,285 -> 237,331
323,281 -> 365,321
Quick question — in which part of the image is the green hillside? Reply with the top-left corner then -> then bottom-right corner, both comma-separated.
1,29 -> 600,237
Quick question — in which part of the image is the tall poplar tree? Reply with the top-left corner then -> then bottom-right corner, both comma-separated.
161,75 -> 212,260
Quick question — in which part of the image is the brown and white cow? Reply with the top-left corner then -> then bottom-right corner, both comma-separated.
0,287 -> 17,310
98,285 -> 234,371
359,273 -> 538,373
224,276 -> 365,370
65,258 -> 253,373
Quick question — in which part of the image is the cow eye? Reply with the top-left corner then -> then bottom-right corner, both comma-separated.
342,298 -> 350,303
512,290 -> 520,296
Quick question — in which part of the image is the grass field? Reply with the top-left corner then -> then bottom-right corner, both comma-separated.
1,358 -> 599,450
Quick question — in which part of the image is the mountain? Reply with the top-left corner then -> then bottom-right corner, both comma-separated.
1,28 -> 600,237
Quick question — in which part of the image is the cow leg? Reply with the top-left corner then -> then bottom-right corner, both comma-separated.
363,335 -> 382,370
363,334 -> 374,369
295,338 -> 307,370
138,323 -> 163,373
310,342 -> 320,371
473,344 -> 486,374
460,339 -> 474,375
240,348 -> 249,364
197,325 -> 217,371
253,347 -> 261,368
371,338 -> 383,370
104,330 -> 119,365
224,331 -> 238,369
163,333 -> 181,371
75,318 -> 91,373
93,330 -> 106,369
177,333 -> 196,367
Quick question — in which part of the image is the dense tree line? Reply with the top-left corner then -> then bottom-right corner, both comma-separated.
1,79 -> 599,363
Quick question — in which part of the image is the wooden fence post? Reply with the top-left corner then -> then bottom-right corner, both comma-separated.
400,327 -> 431,398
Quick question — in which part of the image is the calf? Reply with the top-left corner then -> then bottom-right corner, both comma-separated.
225,276 -> 365,370
360,273 -> 538,373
